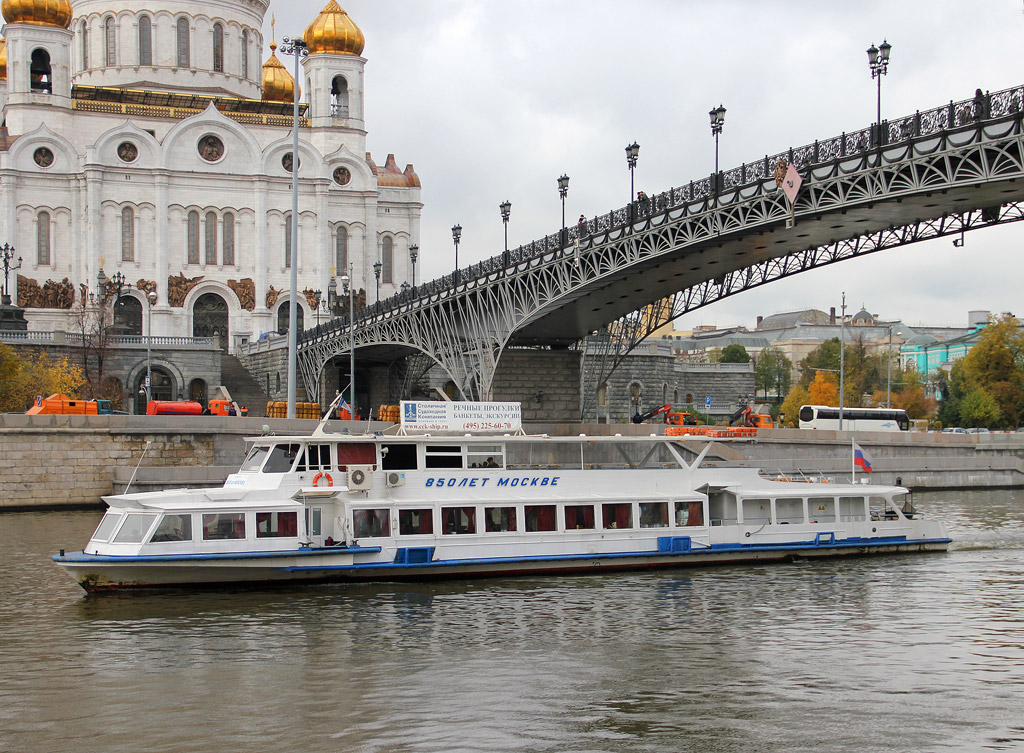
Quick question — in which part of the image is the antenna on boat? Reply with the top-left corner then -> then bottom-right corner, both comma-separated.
312,392 -> 347,437
124,440 -> 152,494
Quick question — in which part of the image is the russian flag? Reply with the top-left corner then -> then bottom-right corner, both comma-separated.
853,441 -> 873,473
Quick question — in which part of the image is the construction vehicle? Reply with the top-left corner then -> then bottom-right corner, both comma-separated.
206,386 -> 248,416
632,404 -> 671,424
148,387 -> 248,417
26,393 -> 127,415
632,404 -> 699,425
729,405 -> 774,429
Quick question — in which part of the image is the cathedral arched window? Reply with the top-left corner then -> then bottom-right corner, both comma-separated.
335,226 -> 348,273
222,213 -> 235,266
284,213 -> 293,269
212,23 -> 224,73
186,210 -> 200,264
138,16 -> 152,65
37,211 -> 51,265
30,49 -> 52,93
104,17 -> 116,66
331,76 -> 349,117
381,237 -> 393,284
204,211 -> 217,265
176,18 -> 190,68
241,29 -> 249,79
121,207 -> 135,262
81,21 -> 89,69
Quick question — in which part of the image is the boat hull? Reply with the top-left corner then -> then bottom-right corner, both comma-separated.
55,537 -> 951,593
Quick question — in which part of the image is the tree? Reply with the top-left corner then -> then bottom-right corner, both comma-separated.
779,384 -> 810,428
755,348 -> 792,399
808,370 -> 839,406
719,344 -> 750,363
958,314 -> 1024,428
959,386 -> 1001,427
0,344 -> 85,412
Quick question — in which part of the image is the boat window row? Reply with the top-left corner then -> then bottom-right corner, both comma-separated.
90,510 -> 301,545
708,492 -> 890,526
350,500 -> 706,539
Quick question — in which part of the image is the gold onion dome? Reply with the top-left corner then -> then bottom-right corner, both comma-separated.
304,0 -> 364,56
1,0 -> 73,28
0,39 -> 7,81
261,42 -> 299,103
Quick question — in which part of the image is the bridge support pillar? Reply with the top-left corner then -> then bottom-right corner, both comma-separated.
493,349 -> 580,423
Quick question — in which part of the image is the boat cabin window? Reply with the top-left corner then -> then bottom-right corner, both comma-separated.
485,506 -> 517,532
602,503 -> 632,529
839,496 -> 868,522
382,443 -> 416,471
809,497 -> 836,523
203,512 -> 246,540
525,505 -> 557,532
442,506 -> 476,534
150,513 -> 193,542
639,502 -> 669,528
468,444 -> 503,469
565,504 -> 595,530
112,513 -> 158,543
426,445 -> 463,469
742,498 -> 771,524
256,511 -> 298,538
338,443 -> 376,470
775,497 -> 803,524
240,445 -> 270,472
264,444 -> 300,473
675,501 -> 704,527
91,511 -> 123,541
296,445 -> 332,472
353,509 -> 390,538
398,508 -> 433,535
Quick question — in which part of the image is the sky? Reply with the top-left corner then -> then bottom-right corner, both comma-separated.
267,0 -> 1024,331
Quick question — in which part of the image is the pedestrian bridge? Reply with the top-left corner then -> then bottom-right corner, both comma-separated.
298,85 -> 1024,403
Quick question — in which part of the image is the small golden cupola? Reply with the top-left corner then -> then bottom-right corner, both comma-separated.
0,38 -> 7,81
304,0 -> 365,56
1,0 -> 73,28
261,42 -> 299,103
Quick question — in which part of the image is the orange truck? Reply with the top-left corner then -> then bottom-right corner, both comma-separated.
26,394 -> 126,415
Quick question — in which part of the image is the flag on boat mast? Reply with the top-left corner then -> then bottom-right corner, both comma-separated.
852,440 -> 873,480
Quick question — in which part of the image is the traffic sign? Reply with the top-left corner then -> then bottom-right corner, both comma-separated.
705,395 -> 712,407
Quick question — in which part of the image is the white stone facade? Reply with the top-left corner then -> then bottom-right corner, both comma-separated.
0,0 -> 422,353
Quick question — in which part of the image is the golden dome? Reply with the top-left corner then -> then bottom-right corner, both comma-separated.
261,42 -> 299,103
0,39 -> 6,81
1,0 -> 73,28
304,1 -> 364,56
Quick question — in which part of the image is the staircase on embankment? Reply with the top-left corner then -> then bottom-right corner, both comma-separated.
220,354 -> 270,417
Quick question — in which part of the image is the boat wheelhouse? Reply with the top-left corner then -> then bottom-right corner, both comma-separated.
54,415 -> 950,592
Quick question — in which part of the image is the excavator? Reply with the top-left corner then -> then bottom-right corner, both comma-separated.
729,405 -> 774,429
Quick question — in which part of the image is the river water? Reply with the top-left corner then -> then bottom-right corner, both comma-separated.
1,490 -> 1022,753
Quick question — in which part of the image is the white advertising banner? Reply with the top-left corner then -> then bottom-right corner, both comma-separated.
400,401 -> 522,433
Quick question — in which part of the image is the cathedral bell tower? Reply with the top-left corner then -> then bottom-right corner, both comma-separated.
300,1 -> 365,131
1,0 -> 73,107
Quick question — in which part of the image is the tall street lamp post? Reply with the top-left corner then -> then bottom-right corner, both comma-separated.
408,244 -> 418,288
1,243 -> 21,305
451,224 -> 462,280
557,174 -> 569,247
499,200 -> 511,267
867,40 -> 892,145
145,290 -> 157,405
280,34 -> 308,419
373,260 -> 382,303
625,142 -> 639,221
340,266 -> 355,419
313,289 -> 323,326
709,104 -> 726,190
839,292 -> 846,430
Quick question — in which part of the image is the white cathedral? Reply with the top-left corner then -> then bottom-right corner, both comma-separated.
0,0 -> 421,350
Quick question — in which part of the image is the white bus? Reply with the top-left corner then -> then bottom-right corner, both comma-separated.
799,405 -> 910,432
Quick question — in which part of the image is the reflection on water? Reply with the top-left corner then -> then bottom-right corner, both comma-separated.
1,490 -> 1023,753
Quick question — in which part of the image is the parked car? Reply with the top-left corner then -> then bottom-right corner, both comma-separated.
942,427 -> 968,434
967,427 -> 990,434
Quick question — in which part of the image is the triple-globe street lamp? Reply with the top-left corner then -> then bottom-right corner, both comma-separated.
867,40 -> 892,145
709,104 -> 726,189
408,244 -> 418,288
625,142 -> 639,220
1,243 -> 21,306
339,266 -> 356,419
499,200 -> 511,267
557,174 -> 569,247
451,224 -> 462,280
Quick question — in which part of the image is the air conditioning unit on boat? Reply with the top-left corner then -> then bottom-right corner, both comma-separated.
348,465 -> 374,491
387,471 -> 406,488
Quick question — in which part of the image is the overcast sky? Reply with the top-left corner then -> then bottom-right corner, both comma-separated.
268,0 -> 1024,331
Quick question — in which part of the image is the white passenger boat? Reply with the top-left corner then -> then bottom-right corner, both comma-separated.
53,401 -> 950,593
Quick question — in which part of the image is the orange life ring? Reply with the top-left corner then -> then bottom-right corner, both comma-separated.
312,472 -> 334,488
